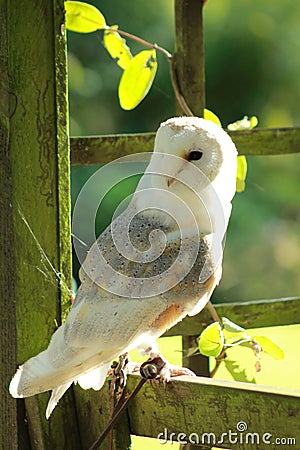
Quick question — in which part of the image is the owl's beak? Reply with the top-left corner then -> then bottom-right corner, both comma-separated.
167,160 -> 187,188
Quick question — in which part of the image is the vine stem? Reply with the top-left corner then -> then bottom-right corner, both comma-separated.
104,27 -> 172,59
102,27 -> 194,116
206,300 -> 221,323
210,349 -> 227,378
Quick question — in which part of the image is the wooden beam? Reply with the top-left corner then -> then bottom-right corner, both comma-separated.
70,127 -> 300,165
164,297 -> 300,337
231,126 -> 300,156
126,375 -> 300,449
71,133 -> 154,165
0,1 -> 78,448
174,0 -> 206,116
176,0 -> 210,397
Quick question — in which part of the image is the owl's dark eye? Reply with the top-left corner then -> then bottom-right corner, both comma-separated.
188,150 -> 203,161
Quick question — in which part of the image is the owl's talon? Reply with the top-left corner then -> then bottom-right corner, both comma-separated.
139,353 -> 196,383
156,363 -> 196,384
169,364 -> 196,378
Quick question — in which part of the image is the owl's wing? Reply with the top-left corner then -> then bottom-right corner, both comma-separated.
70,208 -> 221,349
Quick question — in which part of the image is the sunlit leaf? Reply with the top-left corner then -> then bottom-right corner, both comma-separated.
222,317 -> 247,344
204,108 -> 222,127
253,336 -> 285,360
236,155 -> 247,193
249,116 -> 258,129
227,115 -> 258,193
224,333 -> 249,346
222,317 -> 245,333
118,49 -> 157,110
65,1 -> 106,33
104,26 -> 132,70
198,322 -> 224,357
227,115 -> 258,131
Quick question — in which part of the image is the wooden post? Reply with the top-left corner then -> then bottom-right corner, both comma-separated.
174,0 -> 209,374
74,385 -> 132,450
0,1 -> 80,448
174,2 -> 209,448
174,0 -> 206,116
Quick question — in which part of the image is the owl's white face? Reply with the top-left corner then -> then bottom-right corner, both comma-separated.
135,117 -> 237,233
147,117 -> 237,203
154,117 -> 224,185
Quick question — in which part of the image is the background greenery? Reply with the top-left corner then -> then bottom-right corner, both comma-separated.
68,2 -> 300,448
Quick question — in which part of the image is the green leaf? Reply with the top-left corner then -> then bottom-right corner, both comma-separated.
222,317 -> 248,344
118,49 -> 157,110
253,336 -> 285,360
236,155 -> 247,193
65,1 -> 106,33
204,108 -> 222,127
225,334 -> 250,346
222,317 -> 245,333
227,114 -> 258,193
249,116 -> 258,129
103,26 -> 132,70
227,115 -> 258,131
198,322 -> 224,357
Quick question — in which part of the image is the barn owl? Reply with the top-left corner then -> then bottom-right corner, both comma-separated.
10,117 -> 237,418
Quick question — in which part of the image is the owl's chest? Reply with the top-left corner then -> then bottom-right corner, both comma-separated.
97,218 -> 213,303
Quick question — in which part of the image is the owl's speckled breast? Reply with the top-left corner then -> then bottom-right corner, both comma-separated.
91,208 -> 215,303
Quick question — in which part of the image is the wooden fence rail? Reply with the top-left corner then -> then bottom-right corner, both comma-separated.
127,375 -> 300,450
70,127 -> 300,165
72,374 -> 300,450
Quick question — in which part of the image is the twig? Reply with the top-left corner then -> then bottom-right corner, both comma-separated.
108,376 -> 115,450
101,27 -> 194,117
206,300 -> 221,323
169,58 -> 193,116
210,349 -> 227,378
205,301 -> 226,377
103,27 -> 172,59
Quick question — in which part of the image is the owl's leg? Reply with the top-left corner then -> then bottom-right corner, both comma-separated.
139,343 -> 196,383
113,337 -> 196,381
108,353 -> 141,379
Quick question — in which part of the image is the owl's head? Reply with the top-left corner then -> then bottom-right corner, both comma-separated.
154,117 -> 237,197
143,117 -> 237,209
135,117 -> 238,233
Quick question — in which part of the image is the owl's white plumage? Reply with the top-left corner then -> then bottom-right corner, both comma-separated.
10,117 -> 237,418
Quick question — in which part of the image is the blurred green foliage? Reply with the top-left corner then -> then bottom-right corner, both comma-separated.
67,0 -> 174,134
70,0 -> 300,303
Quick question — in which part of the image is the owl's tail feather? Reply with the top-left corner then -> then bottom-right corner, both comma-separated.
9,349 -> 67,398
9,325 -> 73,398
45,363 -> 110,419
46,382 -> 73,419
9,324 -> 110,418
10,347 -> 110,418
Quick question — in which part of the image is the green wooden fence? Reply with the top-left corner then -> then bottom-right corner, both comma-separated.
1,1 -> 299,449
